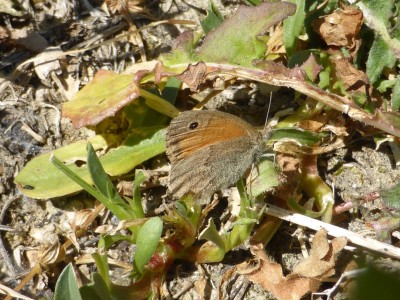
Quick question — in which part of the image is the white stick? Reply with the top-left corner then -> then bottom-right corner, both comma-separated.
265,204 -> 400,259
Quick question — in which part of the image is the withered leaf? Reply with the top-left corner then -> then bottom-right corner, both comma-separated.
293,228 -> 347,278
240,243 -> 319,300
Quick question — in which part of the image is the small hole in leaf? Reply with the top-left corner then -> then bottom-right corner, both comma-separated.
74,160 -> 87,167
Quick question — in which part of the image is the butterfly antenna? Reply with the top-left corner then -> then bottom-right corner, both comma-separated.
263,92 -> 273,135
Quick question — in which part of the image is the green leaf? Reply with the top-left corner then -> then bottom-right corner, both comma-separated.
15,135 -> 111,199
270,128 -> 325,146
283,0 -> 305,56
62,70 -> 178,128
99,234 -> 134,251
232,218 -> 258,226
92,252 -> 111,288
247,158 -> 280,197
160,31 -> 200,65
101,127 -> 166,175
228,178 -> 257,249
50,150 -> 135,222
86,143 -> 123,206
377,79 -> 396,93
200,1 -> 224,34
80,273 -> 112,300
63,70 -> 140,128
198,218 -> 226,252
129,169 -> 146,218
352,266 -> 400,300
359,0 -> 392,28
198,2 -> 296,66
139,88 -> 179,118
392,76 -> 400,110
380,183 -> 400,209
366,37 -> 396,84
16,127 -> 165,199
133,217 -> 163,275
54,263 -> 82,300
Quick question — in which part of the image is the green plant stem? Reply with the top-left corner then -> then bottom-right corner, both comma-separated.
300,155 -> 333,223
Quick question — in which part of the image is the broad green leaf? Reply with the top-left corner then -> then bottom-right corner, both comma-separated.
50,151 -> 137,223
63,70 -> 178,128
366,37 -> 396,84
160,31 -> 200,65
133,217 -> 163,275
16,128 -> 165,199
100,127 -> 166,175
15,135 -> 111,199
359,0 -> 392,29
283,0 -> 305,56
54,264 -> 82,300
63,70 -> 140,128
198,2 -> 296,66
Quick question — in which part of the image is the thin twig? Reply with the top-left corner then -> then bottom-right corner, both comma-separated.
265,204 -> 400,259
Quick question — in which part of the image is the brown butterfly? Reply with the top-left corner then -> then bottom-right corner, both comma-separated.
166,110 -> 265,200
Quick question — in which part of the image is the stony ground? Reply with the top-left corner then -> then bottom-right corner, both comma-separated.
1,1 -> 400,299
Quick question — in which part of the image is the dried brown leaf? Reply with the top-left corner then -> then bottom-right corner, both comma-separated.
240,243 -> 319,300
330,53 -> 369,93
106,0 -> 147,14
313,6 -> 363,52
176,62 -> 208,92
293,228 -> 347,278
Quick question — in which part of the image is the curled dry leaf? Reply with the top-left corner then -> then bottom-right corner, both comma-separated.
176,62 -> 208,92
239,243 -> 320,300
40,240 -> 65,265
273,137 -> 346,155
313,6 -> 363,53
68,209 -> 94,231
297,112 -> 349,141
266,24 -> 285,55
293,228 -> 347,278
238,229 -> 347,300
106,0 -> 149,14
330,52 -> 370,93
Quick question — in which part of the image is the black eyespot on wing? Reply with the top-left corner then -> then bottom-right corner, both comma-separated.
189,121 -> 198,130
